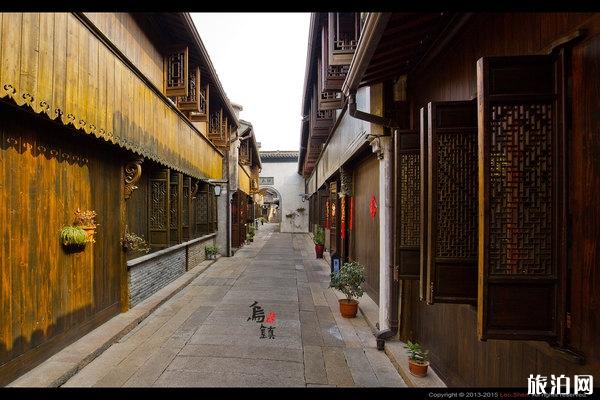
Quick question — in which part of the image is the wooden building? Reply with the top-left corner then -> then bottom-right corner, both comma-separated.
299,12 -> 600,386
0,12 -> 238,384
230,119 -> 261,249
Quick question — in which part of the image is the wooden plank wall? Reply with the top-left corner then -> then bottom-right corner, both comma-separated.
0,104 -> 123,385
0,12 -> 223,181
404,12 -> 600,386
83,13 -> 163,91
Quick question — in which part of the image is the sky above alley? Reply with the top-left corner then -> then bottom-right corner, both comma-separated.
191,13 -> 310,151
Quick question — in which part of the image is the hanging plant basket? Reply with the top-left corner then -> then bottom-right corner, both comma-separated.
60,226 -> 87,254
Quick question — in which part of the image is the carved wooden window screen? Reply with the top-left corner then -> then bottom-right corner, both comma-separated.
164,46 -> 189,97
148,168 -> 170,249
328,13 -> 360,65
477,55 -> 565,342
425,100 -> 478,305
396,130 -> 420,280
177,66 -> 201,112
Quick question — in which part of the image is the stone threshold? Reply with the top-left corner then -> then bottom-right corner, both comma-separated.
313,236 -> 446,388
7,258 -> 219,387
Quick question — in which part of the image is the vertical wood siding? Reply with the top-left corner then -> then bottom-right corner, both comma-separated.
0,104 -> 122,385
0,12 -> 223,181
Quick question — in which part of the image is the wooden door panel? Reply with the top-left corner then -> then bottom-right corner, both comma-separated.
352,155 -> 380,304
148,168 -> 170,249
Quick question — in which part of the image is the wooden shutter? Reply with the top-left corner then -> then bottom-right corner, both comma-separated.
148,168 -> 170,249
177,66 -> 200,112
419,107 -> 428,301
164,46 -> 189,97
169,171 -> 182,245
196,182 -> 209,236
396,130 -> 420,280
477,55 -> 565,341
426,100 -> 478,304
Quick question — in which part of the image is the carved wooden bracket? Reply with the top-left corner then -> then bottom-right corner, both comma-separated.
190,180 -> 200,200
124,157 -> 144,200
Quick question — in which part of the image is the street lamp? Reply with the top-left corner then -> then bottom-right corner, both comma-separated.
213,184 -> 222,196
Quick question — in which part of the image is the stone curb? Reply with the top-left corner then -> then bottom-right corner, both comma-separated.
7,258 -> 219,387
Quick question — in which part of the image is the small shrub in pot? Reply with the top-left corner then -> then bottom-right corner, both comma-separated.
329,261 -> 365,318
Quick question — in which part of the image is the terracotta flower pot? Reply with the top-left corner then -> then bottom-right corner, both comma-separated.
339,298 -> 358,318
315,244 -> 324,258
408,359 -> 429,377
81,226 -> 96,243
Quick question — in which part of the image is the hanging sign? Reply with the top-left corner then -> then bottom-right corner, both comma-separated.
369,194 -> 378,221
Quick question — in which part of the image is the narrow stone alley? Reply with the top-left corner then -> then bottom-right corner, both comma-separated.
61,224 -> 406,387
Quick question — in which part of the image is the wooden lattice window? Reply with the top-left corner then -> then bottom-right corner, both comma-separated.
396,130 -> 420,280
328,13 -> 360,66
164,46 -> 189,97
477,55 -> 566,342
148,168 -> 170,249
424,100 -> 478,305
177,66 -> 201,112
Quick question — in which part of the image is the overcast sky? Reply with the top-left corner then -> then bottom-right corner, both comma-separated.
191,13 -> 310,151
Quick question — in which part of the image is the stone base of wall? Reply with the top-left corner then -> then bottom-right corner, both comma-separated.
127,234 -> 216,307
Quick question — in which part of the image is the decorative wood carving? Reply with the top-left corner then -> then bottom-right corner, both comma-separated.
124,157 -> 143,200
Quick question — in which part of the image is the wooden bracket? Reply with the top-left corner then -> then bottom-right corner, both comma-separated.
124,157 -> 144,200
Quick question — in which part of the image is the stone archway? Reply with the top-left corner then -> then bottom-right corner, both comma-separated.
258,186 -> 282,223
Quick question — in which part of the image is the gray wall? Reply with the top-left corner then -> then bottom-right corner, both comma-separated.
127,234 -> 215,307
260,160 -> 308,233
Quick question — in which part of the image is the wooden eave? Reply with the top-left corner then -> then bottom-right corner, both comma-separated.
132,12 -> 238,128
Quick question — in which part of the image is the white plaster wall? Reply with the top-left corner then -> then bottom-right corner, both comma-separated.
260,160 -> 308,233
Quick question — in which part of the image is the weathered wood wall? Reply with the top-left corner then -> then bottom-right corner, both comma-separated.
0,104 -> 123,385
404,12 -> 600,386
238,164 -> 251,195
0,12 -> 223,181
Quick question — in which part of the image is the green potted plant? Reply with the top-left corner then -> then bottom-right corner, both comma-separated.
329,261 -> 365,318
205,244 -> 220,260
313,225 -> 325,258
60,226 -> 87,253
405,341 -> 429,377
247,225 -> 256,242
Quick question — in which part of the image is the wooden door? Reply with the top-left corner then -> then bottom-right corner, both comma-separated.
425,100 -> 478,305
352,155 -> 380,304
149,168 -> 170,249
231,191 -> 240,248
329,181 -> 339,255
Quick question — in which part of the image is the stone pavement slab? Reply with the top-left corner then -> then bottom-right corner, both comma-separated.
56,223 -> 407,387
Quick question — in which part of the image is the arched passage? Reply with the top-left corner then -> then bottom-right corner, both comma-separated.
258,186 -> 282,223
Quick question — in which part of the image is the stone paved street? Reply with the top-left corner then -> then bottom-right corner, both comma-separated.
62,224 -> 406,387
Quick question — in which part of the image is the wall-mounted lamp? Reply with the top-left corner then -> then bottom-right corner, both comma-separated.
214,185 -> 222,196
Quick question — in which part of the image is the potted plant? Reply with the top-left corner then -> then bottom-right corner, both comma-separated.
313,225 -> 325,258
121,229 -> 150,254
329,261 -> 365,318
405,341 -> 429,377
205,244 -> 220,260
60,226 -> 87,253
73,208 -> 98,243
247,225 -> 255,242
